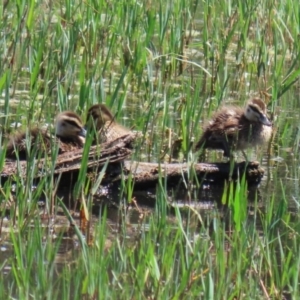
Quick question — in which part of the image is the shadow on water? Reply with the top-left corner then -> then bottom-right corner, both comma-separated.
0,124 -> 296,285
53,167 -> 265,228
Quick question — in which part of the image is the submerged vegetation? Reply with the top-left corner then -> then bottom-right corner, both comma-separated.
0,0 -> 300,298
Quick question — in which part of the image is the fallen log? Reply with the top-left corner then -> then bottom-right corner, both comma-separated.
0,131 -> 265,187
107,160 -> 264,188
0,134 -> 135,178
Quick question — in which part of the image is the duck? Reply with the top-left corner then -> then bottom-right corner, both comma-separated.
5,111 -> 86,160
85,104 -> 131,144
195,98 -> 272,158
54,111 -> 86,146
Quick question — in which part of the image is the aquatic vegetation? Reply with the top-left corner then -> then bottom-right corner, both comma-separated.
0,0 -> 299,298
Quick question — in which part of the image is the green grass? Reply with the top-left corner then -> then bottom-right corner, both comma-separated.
4,183 -> 299,299
0,0 -> 300,298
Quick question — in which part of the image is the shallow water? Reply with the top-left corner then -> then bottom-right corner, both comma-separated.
1,82 -> 299,273
0,7 -> 300,292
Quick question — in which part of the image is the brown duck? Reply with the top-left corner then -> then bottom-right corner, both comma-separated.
5,111 -> 86,159
195,98 -> 272,157
86,104 -> 131,144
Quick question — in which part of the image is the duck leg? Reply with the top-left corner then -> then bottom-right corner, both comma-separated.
221,139 -> 231,158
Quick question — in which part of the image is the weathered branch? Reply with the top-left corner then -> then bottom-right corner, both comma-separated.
107,160 -> 264,188
0,134 -> 135,178
0,132 -> 265,188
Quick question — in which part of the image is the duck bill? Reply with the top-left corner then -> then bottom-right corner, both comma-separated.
260,114 -> 272,126
79,127 -> 87,137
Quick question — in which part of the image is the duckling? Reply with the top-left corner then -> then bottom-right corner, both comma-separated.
195,98 -> 272,158
54,111 -> 86,146
5,111 -> 86,160
86,104 -> 131,144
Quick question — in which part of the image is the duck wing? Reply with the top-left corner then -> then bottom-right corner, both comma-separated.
5,128 -> 52,160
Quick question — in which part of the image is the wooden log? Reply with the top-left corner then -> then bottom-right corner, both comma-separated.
107,160 -> 264,188
0,131 -> 265,187
0,134 -> 136,178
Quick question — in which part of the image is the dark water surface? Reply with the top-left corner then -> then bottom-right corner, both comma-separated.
1,90 -> 299,272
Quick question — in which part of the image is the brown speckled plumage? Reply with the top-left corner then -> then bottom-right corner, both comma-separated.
195,98 -> 272,157
86,104 -> 131,144
5,111 -> 86,160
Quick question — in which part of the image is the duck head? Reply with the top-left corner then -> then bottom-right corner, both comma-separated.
244,98 -> 272,126
86,104 -> 115,130
55,111 -> 86,144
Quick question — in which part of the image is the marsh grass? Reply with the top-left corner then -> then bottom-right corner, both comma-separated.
0,0 -> 300,298
6,184 -> 294,299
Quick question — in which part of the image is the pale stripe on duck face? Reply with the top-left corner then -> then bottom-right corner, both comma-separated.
6,111 -> 86,160
55,111 -> 86,146
195,98 -> 272,158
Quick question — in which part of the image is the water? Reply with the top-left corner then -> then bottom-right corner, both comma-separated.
1,6 -> 300,292
1,72 -> 299,271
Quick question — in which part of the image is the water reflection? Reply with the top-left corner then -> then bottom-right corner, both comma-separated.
0,148 -> 295,280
